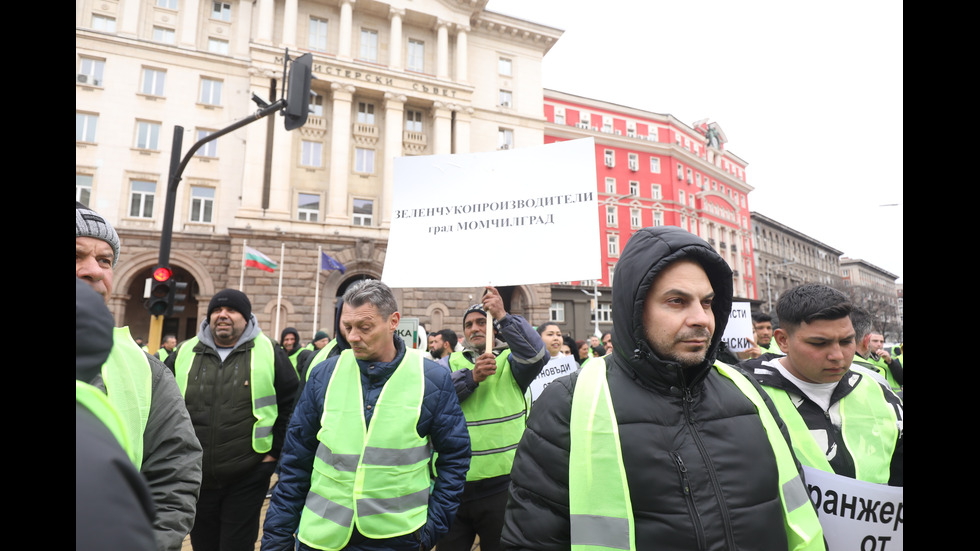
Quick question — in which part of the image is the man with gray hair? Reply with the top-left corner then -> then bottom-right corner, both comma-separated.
850,307 -> 903,392
75,202 -> 202,550
263,279 -> 471,551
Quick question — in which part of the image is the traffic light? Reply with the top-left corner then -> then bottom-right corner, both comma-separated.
170,280 -> 189,315
147,265 -> 174,316
284,53 -> 313,131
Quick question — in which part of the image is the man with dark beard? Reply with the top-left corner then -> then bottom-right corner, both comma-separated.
501,226 -> 825,551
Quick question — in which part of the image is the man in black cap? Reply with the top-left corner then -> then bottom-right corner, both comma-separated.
437,286 -> 548,551
166,288 -> 299,551
76,202 -> 202,551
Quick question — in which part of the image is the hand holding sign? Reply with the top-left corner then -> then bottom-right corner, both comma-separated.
482,286 -> 505,354
473,353 -> 498,383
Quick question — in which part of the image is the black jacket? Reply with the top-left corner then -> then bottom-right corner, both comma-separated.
501,227 -> 803,551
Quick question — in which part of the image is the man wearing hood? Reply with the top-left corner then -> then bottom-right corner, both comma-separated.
438,286 -> 549,551
280,326 -> 304,375
501,227 -> 824,551
166,289 -> 299,551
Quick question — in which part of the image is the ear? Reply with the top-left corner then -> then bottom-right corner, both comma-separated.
389,311 -> 401,331
774,328 -> 789,350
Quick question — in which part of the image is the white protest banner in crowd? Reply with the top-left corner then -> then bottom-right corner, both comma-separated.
721,301 -> 753,352
383,138 -> 600,288
397,317 -> 421,349
526,355 -> 579,404
803,467 -> 903,550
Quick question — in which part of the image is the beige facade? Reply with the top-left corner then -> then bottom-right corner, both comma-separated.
749,211 -> 845,314
840,257 -> 901,341
77,0 -> 561,343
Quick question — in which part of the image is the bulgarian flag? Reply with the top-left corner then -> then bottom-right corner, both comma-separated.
244,246 -> 277,273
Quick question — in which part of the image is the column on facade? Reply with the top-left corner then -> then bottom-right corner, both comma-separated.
453,106 -> 474,155
431,102 -> 453,156
388,7 -> 404,71
454,25 -> 469,83
177,0 -> 200,47
118,0 -> 140,37
436,20 -> 449,80
281,0 -> 298,48
326,83 -> 355,222
234,0 -> 252,57
337,0 -> 355,60
382,93 -> 406,228
255,0 -> 274,42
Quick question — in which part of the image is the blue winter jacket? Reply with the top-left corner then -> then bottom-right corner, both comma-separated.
262,335 -> 471,551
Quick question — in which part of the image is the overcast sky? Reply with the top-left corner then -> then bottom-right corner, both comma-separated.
485,0 -> 903,283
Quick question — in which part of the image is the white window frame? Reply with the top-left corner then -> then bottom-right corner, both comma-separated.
498,128 -> 514,150
195,129 -> 217,157
152,26 -> 176,44
604,149 -> 615,168
76,174 -> 93,205
357,102 -> 375,124
653,210 -> 664,226
309,17 -> 329,51
407,39 -> 425,72
607,233 -> 619,257
606,205 -> 618,227
156,0 -> 177,9
608,264 -> 616,288
650,156 -> 661,174
498,57 -> 512,76
354,148 -> 375,173
359,29 -> 379,61
78,57 -> 105,87
628,153 -> 639,171
140,67 -> 166,96
92,14 -> 116,32
301,140 -> 323,167
594,303 -> 612,323
554,107 -> 565,125
309,92 -> 323,116
629,180 -> 639,196
76,112 -> 98,142
352,198 -> 374,226
605,177 -> 616,194
405,109 -> 423,132
211,1 -> 231,21
499,89 -> 513,108
297,193 -> 320,222
189,186 -> 215,223
200,78 -> 223,106
207,37 -> 229,55
129,180 -> 156,218
679,189 -> 686,204
134,120 -> 161,150
651,184 -> 662,200
550,302 -> 565,322
630,207 -> 641,228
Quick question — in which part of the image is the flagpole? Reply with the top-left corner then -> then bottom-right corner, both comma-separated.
275,243 -> 284,339
313,246 -> 322,339
239,239 -> 247,292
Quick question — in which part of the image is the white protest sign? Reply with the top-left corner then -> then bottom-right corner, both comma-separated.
383,138 -> 600,288
397,317 -> 420,349
527,355 -> 579,404
803,467 -> 903,550
721,302 -> 753,352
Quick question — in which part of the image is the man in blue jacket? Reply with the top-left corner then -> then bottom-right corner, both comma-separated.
262,279 -> 470,551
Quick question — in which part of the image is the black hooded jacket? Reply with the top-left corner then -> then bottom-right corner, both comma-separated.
501,227 -> 802,551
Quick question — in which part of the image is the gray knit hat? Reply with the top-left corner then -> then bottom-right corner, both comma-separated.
76,201 -> 120,266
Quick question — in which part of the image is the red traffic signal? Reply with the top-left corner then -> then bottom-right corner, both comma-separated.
153,266 -> 174,282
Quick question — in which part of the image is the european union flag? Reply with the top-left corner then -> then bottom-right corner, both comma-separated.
320,252 -> 347,273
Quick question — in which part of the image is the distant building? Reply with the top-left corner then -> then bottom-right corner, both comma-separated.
840,258 -> 902,342
750,211 -> 845,315
76,0 -> 561,342
543,90 -> 756,340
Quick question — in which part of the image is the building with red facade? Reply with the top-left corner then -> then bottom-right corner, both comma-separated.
543,89 -> 757,340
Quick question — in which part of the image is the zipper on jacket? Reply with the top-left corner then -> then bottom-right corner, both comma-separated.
671,451 -> 706,551
682,386 -> 737,551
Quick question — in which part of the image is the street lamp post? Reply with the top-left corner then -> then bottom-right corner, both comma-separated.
581,281 -> 603,339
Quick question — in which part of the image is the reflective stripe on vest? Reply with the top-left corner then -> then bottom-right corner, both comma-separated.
174,333 -> 279,453
101,327 -> 152,469
449,350 -> 526,481
298,349 -> 431,551
764,373 -> 898,484
76,379 -> 135,464
569,358 -> 825,551
307,340 -> 339,383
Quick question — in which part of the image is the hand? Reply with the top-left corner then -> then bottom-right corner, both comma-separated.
482,286 -> 507,320
262,454 -> 277,463
472,352 -> 498,383
877,349 -> 891,362
738,337 -> 763,360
